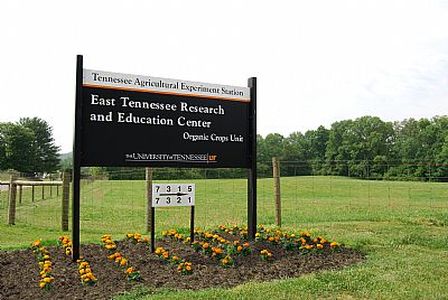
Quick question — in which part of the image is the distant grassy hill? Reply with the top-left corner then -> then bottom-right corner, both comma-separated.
59,152 -> 72,161
59,152 -> 72,169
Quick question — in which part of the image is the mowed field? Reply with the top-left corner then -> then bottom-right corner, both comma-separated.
1,176 -> 448,299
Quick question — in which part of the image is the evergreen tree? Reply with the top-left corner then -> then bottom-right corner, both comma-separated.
18,117 -> 60,173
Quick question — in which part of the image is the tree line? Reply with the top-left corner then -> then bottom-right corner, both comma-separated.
2,115 -> 447,181
257,115 -> 448,180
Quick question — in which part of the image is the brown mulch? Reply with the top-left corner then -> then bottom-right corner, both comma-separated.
0,237 -> 364,300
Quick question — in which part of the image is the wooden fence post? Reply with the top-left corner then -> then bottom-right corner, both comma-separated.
42,185 -> 45,200
8,174 -> 18,225
272,157 -> 281,227
18,185 -> 23,204
32,186 -> 35,202
146,168 -> 153,233
61,171 -> 71,231
50,185 -> 53,198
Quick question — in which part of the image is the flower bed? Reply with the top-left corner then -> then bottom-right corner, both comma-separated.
0,225 -> 363,300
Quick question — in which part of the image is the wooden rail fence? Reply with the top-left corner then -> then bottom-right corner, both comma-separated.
0,171 -> 70,230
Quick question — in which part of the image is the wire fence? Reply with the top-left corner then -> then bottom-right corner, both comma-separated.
1,161 -> 447,246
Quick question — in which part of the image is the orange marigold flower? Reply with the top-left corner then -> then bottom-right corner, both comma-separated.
213,247 -> 223,255
120,258 -> 128,266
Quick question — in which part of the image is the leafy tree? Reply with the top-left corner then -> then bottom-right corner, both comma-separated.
303,126 -> 329,174
283,132 -> 310,175
19,117 -> 60,173
0,122 -> 35,172
325,117 -> 393,177
390,116 -> 448,180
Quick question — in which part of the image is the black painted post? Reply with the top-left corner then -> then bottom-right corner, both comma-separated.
190,206 -> 195,243
72,54 -> 83,261
247,77 -> 257,240
150,207 -> 155,253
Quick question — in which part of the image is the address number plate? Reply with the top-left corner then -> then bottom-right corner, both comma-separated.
152,183 -> 195,207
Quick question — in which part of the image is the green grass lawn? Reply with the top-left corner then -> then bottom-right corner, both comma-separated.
1,176 -> 447,299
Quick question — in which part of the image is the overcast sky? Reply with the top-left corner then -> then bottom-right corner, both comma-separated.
1,0 -> 447,153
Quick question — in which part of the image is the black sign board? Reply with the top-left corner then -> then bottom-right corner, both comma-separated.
72,55 -> 257,260
81,82 -> 250,168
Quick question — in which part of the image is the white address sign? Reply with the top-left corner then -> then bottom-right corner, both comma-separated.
152,183 -> 195,207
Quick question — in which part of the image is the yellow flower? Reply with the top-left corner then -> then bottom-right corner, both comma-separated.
185,265 -> 192,271
202,243 -> 210,249
317,243 -> 324,249
126,267 -> 134,274
120,258 -> 128,266
43,277 -> 54,283
105,244 -> 116,250
237,246 -> 243,252
39,282 -> 46,288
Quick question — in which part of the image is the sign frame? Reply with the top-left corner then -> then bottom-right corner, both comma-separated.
150,183 -> 196,252
71,55 -> 257,260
